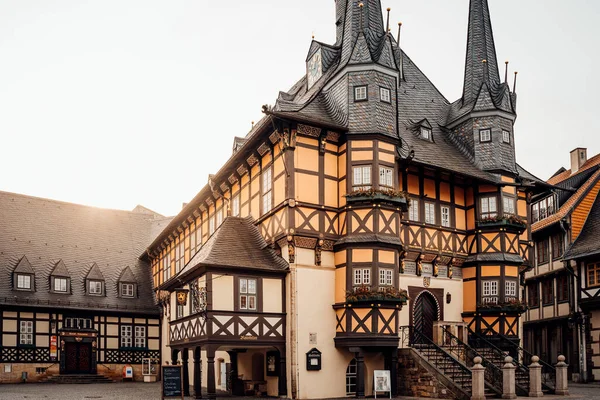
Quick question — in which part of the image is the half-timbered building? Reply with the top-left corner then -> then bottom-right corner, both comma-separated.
147,0 -> 547,398
525,148 -> 600,382
0,191 -> 167,383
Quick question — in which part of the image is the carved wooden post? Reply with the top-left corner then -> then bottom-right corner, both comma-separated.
194,347 -> 202,399
206,347 -> 216,399
555,355 -> 569,396
502,356 -> 517,399
471,356 -> 486,400
528,356 -> 543,397
182,349 -> 190,396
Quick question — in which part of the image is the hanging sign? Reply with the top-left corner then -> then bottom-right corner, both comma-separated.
50,336 -> 57,360
373,370 -> 391,399
176,289 -> 189,306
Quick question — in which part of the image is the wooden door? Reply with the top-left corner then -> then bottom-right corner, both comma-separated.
64,342 -> 92,374
413,293 -> 438,341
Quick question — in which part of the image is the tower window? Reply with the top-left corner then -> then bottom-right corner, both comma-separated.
502,130 -> 511,144
379,166 -> 393,188
354,86 -> 367,102
479,129 -> 491,143
352,165 -> 372,190
353,268 -> 371,286
480,196 -> 498,219
379,87 -> 391,103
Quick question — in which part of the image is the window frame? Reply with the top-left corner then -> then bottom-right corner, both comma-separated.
238,277 -> 258,311
479,129 -> 492,143
88,279 -> 104,296
532,195 -> 555,223
424,202 -> 436,225
134,326 -> 146,348
352,268 -> 371,287
120,282 -> 135,298
587,263 -> 600,288
503,195 -> 516,216
557,275 -> 569,303
379,87 -> 391,103
536,239 -> 549,265
262,167 -> 273,215
542,279 -> 554,305
504,280 -> 517,300
482,280 -> 499,304
120,325 -> 133,348
480,195 -> 498,219
15,273 -> 33,291
53,277 -> 68,293
528,283 -> 539,308
420,127 -> 432,140
552,234 -> 564,260
232,195 -> 240,217
408,199 -> 419,222
441,205 -> 451,228
19,320 -> 34,346
209,215 -> 216,235
352,165 -> 372,190
378,268 -> 394,287
354,85 -> 368,102
379,166 -> 394,188
502,130 -> 511,144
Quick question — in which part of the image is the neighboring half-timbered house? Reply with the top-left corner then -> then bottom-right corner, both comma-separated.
146,1 -> 546,398
0,191 -> 167,383
525,148 -> 600,382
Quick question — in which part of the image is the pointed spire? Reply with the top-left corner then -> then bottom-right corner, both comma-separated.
336,0 -> 386,63
462,0 -> 501,104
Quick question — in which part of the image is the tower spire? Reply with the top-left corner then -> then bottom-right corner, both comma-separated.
462,0 -> 501,104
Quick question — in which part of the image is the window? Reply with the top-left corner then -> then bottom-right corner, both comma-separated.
502,130 -> 511,144
557,275 -> 569,302
262,167 -> 273,214
216,208 -> 223,227
542,279 -> 554,305
479,129 -> 491,142
480,196 -> 498,219
190,226 -> 197,256
135,326 -> 146,348
421,127 -> 431,140
552,234 -> 564,259
239,278 -> 257,310
53,277 -> 67,293
379,269 -> 393,287
121,283 -> 135,298
121,325 -> 132,347
354,86 -> 367,101
528,283 -> 539,307
379,166 -> 393,188
588,263 -> 600,287
176,239 -> 184,273
424,202 -> 436,225
537,239 -> 549,265
20,321 -> 33,345
176,304 -> 184,319
352,165 -> 372,190
532,196 -> 555,223
482,280 -> 498,304
408,199 -> 419,222
379,87 -> 391,103
232,195 -> 240,217
194,225 -> 202,253
353,268 -> 371,286
209,216 -> 216,235
163,253 -> 171,282
505,280 -> 517,299
441,206 -> 450,227
16,274 -> 31,290
503,196 -> 515,215
88,280 -> 103,295
64,318 -> 92,330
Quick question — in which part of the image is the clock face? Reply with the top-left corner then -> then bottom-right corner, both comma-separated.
307,49 -> 323,89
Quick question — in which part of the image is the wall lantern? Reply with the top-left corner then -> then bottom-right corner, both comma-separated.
446,292 -> 452,304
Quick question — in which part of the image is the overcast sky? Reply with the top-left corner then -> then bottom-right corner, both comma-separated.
1,0 -> 599,216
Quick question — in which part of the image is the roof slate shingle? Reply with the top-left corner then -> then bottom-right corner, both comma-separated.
564,196 -> 600,260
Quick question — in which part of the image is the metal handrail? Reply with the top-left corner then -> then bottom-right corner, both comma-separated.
411,329 -> 472,394
441,326 -> 503,395
468,329 -> 531,394
496,333 -> 556,391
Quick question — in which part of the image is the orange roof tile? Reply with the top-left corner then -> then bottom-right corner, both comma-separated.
532,169 -> 600,232
547,153 -> 600,185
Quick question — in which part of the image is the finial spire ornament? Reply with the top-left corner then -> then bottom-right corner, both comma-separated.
397,22 -> 402,45
504,61 -> 509,83
513,71 -> 518,93
386,8 -> 391,33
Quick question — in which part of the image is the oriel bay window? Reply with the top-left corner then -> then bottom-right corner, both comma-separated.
239,277 -> 257,311
378,268 -> 393,288
505,280 -> 517,301
379,166 -> 393,188
503,195 -> 516,216
588,263 -> 600,288
353,268 -> 371,288
482,280 -> 498,304
353,165 -> 372,190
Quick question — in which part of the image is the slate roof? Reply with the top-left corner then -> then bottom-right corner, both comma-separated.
532,169 -> 600,233
564,196 -> 600,260
0,190 -> 167,314
179,217 -> 288,277
547,153 -> 600,185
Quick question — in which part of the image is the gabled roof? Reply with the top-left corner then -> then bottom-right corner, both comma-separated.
85,263 -> 105,281
50,260 -> 70,277
118,266 -> 137,283
547,153 -> 600,185
564,196 -> 600,260
532,169 -> 600,233
0,190 -> 160,314
13,256 -> 34,274
180,217 -> 288,276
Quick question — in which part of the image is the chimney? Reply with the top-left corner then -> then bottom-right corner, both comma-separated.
570,148 -> 588,173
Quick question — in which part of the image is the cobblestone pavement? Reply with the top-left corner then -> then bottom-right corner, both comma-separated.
1,382 -> 600,400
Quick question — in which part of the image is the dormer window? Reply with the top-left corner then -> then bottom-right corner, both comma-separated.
53,277 -> 68,293
380,87 -> 391,103
354,86 -> 367,102
88,280 -> 103,295
479,129 -> 492,143
120,283 -> 136,298
420,127 -> 431,140
16,274 -> 32,290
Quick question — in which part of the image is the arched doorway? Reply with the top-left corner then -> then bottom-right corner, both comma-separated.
413,291 -> 439,340
346,359 -> 357,396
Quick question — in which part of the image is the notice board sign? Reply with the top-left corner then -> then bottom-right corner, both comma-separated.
373,370 -> 391,399
161,365 -> 183,400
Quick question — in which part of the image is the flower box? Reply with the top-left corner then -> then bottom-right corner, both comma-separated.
476,217 -> 527,232
345,189 -> 408,209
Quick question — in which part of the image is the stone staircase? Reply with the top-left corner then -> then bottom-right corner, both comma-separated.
475,346 -> 530,394
43,374 -> 115,384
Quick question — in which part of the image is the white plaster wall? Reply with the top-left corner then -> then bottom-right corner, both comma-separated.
212,275 -> 234,311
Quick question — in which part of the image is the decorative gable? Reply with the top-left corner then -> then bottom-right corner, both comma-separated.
50,260 -> 70,277
119,266 -> 136,283
85,263 -> 105,296
349,34 -> 373,64
86,263 -> 105,281
13,256 -> 34,275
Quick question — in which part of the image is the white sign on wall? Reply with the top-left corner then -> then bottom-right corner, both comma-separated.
373,370 -> 391,399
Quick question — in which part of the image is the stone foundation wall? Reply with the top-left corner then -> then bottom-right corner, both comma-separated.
397,351 -> 454,399
0,363 -> 59,383
97,363 -> 145,382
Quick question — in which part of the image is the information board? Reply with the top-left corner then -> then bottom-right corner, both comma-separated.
161,365 -> 183,400
373,370 -> 391,399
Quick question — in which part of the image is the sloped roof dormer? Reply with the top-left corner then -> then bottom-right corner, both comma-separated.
50,260 -> 70,277
118,266 -> 137,283
13,256 -> 34,275
86,263 -> 105,281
